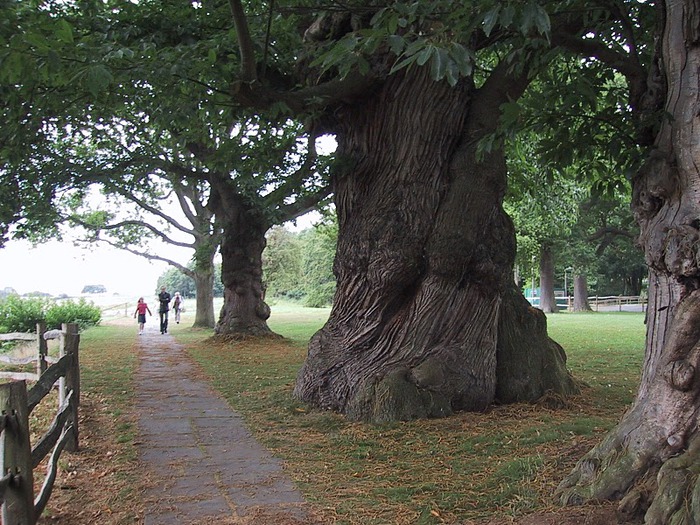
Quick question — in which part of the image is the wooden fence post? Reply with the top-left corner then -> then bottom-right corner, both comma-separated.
0,381 -> 34,524
36,322 -> 47,378
62,324 -> 80,452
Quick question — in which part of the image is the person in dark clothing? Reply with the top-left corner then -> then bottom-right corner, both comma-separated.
158,286 -> 171,334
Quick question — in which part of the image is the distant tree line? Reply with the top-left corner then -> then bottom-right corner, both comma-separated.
157,265 -> 224,299
154,222 -> 337,309
262,224 -> 337,308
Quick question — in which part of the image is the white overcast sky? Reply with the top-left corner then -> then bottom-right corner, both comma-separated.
0,212 -> 321,298
0,238 -> 178,298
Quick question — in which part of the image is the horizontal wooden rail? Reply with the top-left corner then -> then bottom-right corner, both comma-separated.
0,323 -> 80,524
0,333 -> 36,341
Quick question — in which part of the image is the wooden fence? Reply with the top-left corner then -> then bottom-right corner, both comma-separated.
528,295 -> 646,312
557,295 -> 647,312
0,323 -> 80,524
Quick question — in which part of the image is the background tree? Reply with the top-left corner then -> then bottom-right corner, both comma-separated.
68,165 -> 222,328
263,220 -> 337,307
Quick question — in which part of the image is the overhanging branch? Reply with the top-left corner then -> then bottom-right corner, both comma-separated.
229,0 -> 257,83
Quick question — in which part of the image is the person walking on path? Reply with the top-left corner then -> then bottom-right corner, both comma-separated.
157,286 -> 171,334
133,298 -> 152,335
172,292 -> 182,324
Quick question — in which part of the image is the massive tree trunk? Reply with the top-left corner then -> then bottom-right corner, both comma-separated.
539,243 -> 559,313
557,2 -> 700,521
294,65 -> 577,422
209,180 -> 274,337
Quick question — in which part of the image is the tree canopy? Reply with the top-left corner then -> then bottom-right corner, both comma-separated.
7,1 -> 700,522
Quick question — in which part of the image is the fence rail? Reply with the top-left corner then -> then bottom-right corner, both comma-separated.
0,323 -> 80,524
528,295 -> 646,312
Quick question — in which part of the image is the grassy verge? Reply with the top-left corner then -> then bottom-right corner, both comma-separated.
35,324 -> 144,524
177,307 -> 645,525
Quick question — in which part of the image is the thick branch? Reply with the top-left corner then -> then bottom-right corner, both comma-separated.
587,226 -> 636,242
550,31 -> 646,82
276,184 -> 332,222
93,237 -> 193,275
71,216 -> 194,250
229,0 -> 257,83
105,185 -> 195,238
234,71 -> 378,117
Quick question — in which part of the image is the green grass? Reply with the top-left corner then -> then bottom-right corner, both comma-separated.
266,302 -> 331,344
171,306 -> 646,524
68,324 -> 143,518
35,303 -> 643,524
547,312 -> 645,408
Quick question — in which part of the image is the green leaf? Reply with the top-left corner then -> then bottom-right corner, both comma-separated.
415,45 -> 433,67
534,5 -> 551,35
482,6 -> 501,37
55,19 -> 74,44
430,48 -> 447,82
84,64 -> 113,96
24,31 -> 50,52
445,60 -> 459,87
500,101 -> 521,128
450,43 -> 473,76
387,35 -> 405,55
390,54 -> 418,75
500,6 -> 515,27
387,14 -> 399,34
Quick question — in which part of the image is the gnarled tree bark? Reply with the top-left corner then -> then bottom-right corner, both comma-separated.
557,2 -> 700,521
295,64 -> 577,422
209,178 -> 274,337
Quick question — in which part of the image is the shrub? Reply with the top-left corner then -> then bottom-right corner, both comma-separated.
0,295 -> 102,333
0,295 -> 48,333
46,299 -> 102,330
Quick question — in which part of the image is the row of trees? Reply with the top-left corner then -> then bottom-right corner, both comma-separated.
3,0 -> 700,520
262,201 -> 644,311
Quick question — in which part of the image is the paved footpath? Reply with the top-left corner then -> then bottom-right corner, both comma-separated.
134,325 -> 320,525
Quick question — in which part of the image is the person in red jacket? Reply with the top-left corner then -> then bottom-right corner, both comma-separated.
133,297 -> 152,335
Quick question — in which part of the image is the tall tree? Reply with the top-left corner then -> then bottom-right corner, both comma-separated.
557,1 -> 700,521
70,175 -> 221,328
292,8 -> 580,419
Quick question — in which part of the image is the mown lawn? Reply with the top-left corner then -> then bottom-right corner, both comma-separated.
174,305 -> 646,525
24,305 -> 646,524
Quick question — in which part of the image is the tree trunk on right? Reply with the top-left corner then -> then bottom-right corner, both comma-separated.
557,2 -> 700,521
